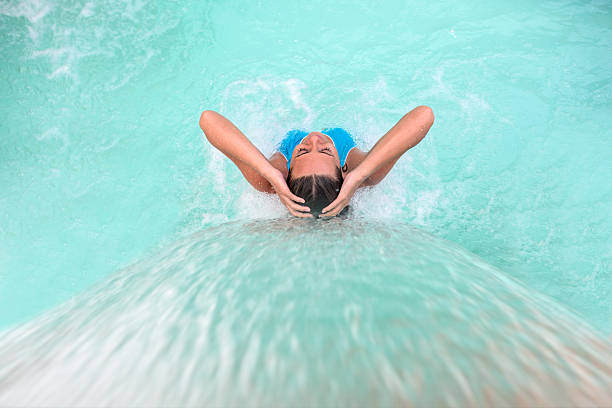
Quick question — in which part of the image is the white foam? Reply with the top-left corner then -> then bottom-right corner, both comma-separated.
27,25 -> 39,42
236,189 -> 286,220
412,189 -> 442,225
48,64 -> 71,79
200,213 -> 229,225
206,145 -> 227,196
78,2 -> 94,18
0,0 -> 52,23
30,46 -> 82,81
282,79 -> 315,128
36,126 -> 69,148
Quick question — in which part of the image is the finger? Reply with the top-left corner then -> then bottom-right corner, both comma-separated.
321,201 -> 347,217
283,199 -> 311,217
322,198 -> 341,214
273,182 -> 304,203
280,196 -> 310,213
290,202 -> 311,213
289,193 -> 305,204
290,208 -> 313,218
322,207 -> 344,217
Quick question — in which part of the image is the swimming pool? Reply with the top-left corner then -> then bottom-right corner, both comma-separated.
1,0 -> 611,404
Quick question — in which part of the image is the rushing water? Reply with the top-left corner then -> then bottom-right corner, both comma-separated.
1,220 -> 610,406
0,0 -> 611,405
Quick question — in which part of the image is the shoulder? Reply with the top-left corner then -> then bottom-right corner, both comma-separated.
269,152 -> 288,178
344,148 -> 367,174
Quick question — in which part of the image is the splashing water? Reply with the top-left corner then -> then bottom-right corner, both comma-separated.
0,220 -> 610,406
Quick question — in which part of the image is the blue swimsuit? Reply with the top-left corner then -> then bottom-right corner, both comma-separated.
278,128 -> 357,170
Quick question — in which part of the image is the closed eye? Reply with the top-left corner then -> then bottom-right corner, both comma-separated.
320,147 -> 333,156
296,146 -> 333,158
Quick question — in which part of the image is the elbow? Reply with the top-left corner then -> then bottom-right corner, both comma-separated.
415,105 -> 434,126
199,110 -> 218,131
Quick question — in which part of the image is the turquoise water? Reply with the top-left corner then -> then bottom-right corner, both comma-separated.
2,0 -> 610,332
1,0 -> 611,403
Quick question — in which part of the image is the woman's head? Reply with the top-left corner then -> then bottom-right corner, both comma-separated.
287,166 -> 343,216
287,132 -> 343,216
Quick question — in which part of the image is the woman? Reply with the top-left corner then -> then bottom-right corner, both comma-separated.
199,106 -> 434,218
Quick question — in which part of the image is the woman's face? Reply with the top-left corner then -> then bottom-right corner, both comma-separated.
289,132 -> 341,178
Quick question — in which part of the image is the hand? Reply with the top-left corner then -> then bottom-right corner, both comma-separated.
321,171 -> 365,217
265,169 -> 313,218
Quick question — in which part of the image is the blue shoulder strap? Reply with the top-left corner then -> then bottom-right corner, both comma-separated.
321,128 -> 356,168
278,130 -> 308,170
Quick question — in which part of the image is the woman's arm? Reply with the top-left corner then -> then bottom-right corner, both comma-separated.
199,110 -> 312,217
346,105 -> 434,186
323,106 -> 434,216
199,110 -> 278,192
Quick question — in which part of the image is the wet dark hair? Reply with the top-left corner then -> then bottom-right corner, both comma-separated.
287,166 -> 343,217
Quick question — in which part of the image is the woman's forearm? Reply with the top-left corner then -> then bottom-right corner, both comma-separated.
353,106 -> 434,184
199,110 -> 277,179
